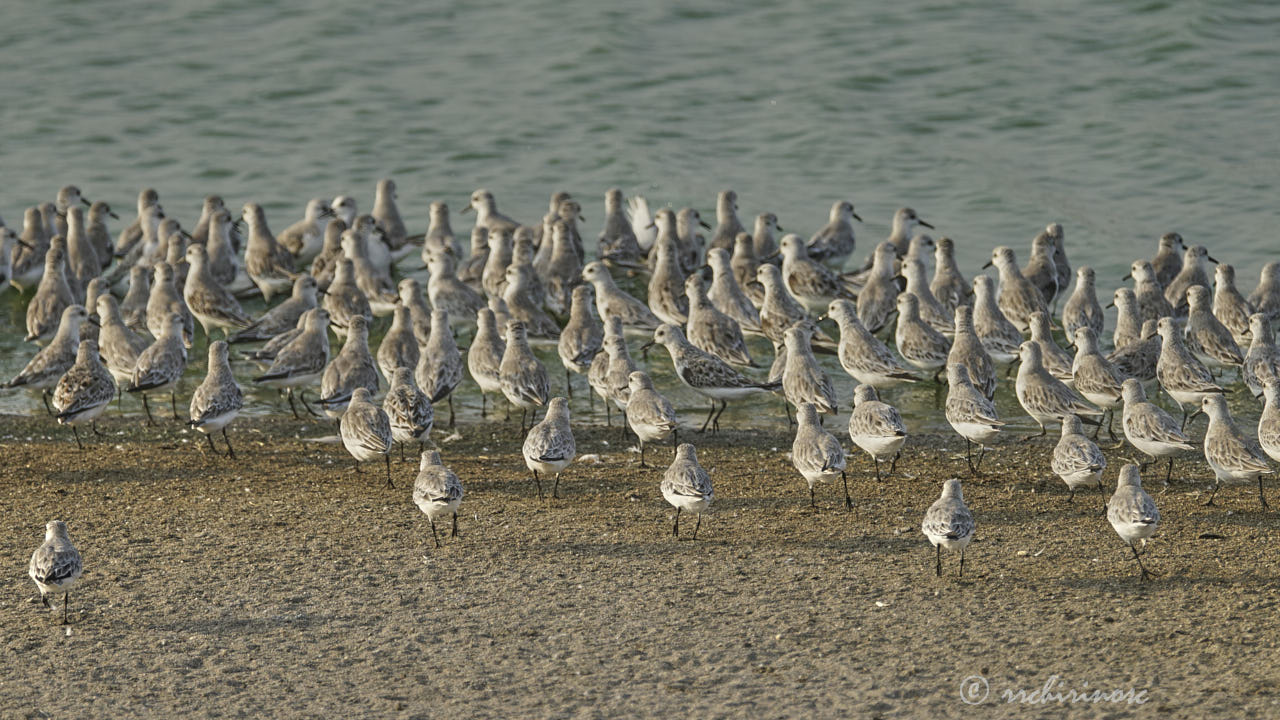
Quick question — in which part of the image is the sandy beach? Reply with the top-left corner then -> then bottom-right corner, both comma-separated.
2,413 -> 1278,718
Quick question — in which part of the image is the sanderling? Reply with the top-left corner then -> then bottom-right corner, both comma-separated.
188,340 -> 244,458
331,196 -> 358,229
1151,232 -> 1185,289
904,234 -> 936,276
1156,316 -> 1224,426
54,185 -> 91,235
463,188 -> 521,236
65,207 -> 99,302
645,324 -> 780,433
782,325 -> 838,416
417,310 -> 464,427
1071,328 -> 1125,440
661,443 -> 714,539
253,308 -> 331,418
1062,266 -> 1104,342
343,221 -> 396,313
28,520 -> 83,624
523,397 -> 576,499
114,187 -> 159,259
458,226 -> 489,292
894,293 -> 951,378
467,307 -> 506,418
1199,394 -> 1273,509
320,314 -> 380,418
1015,342 -> 1101,439
1247,261 -> 1280,324
984,245 -> 1047,333
588,317 -> 624,425
757,263 -> 829,348
752,212 -> 782,262
183,244 -> 252,339
95,295 -> 148,389
536,191 -> 573,255
128,312 -> 189,424
145,262 -> 193,348
481,226 -> 515,301
309,218 -> 347,290
856,242 -> 901,334
931,237 -> 971,315
1108,319 -> 1160,382
1164,244 -> 1216,315
686,274 -> 753,367
413,451 -> 463,548
339,387 -> 394,487
322,259 -> 373,339
883,207 -> 933,260
626,371 -> 679,468
86,201 -> 117,270
824,299 -> 920,389
81,279 -> 106,345
777,233 -> 854,313
509,229 -> 546,310
1108,465 -> 1161,581
503,265 -> 560,339
52,339 -> 116,449
543,219 -> 586,315
902,255 -> 952,336
189,194 -> 223,247
384,367 -> 433,460
278,198 -> 333,265
1109,287 -> 1143,351
1243,314 -> 1280,398
424,251 -> 485,324
626,194 -> 658,256
731,231 -> 764,306
707,189 -> 746,253
558,284 -> 604,399
971,275 -> 1022,365
1126,260 -> 1173,325
806,200 -> 863,268
1029,311 -> 1074,383
10,207 -> 51,292
647,209 -> 690,325
706,248 -> 763,333
597,188 -> 644,267
1212,264 -> 1254,346
1185,285 -> 1243,369
228,275 -> 319,345
1258,380 -> 1280,465
581,261 -> 661,332
24,239 -> 74,343
944,363 -> 1003,475
848,384 -> 907,481
6,305 -> 89,412
1047,223 -> 1071,310
603,334 -> 640,438
242,203 -> 298,301
921,479 -> 974,577
205,208 -> 244,288
1120,378 -> 1194,487
792,401 -> 850,508
500,320 -> 550,433
1021,229 -> 1059,308
422,201 -> 457,261
947,306 -> 996,399
1052,414 -> 1107,509
373,179 -> 414,261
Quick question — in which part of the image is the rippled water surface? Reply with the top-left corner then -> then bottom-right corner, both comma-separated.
2,0 -> 1278,430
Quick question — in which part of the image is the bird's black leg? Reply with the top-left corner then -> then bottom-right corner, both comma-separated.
448,395 -> 455,428
959,548 -> 966,577
842,470 -> 852,510
565,368 -> 572,399
429,518 -> 440,548
286,390 -> 301,419
890,451 -> 900,475
171,391 -> 179,420
223,428 -> 235,458
72,426 -> 84,451
693,513 -> 702,540
142,394 -> 155,426
92,420 -> 105,437
1202,479 -> 1220,506
698,399 -> 714,433
62,593 -> 69,625
1259,477 -> 1270,511
673,507 -> 680,537
533,469 -> 543,500
935,544 -> 941,577
552,472 -> 561,499
299,390 -> 321,418
639,440 -> 648,468
205,432 -> 218,455
384,454 -> 394,488
809,485 -> 816,508
451,511 -> 459,538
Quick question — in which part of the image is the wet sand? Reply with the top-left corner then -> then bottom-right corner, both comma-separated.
2,412 -> 1278,718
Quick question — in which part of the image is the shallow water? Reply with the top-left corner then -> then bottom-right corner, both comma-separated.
2,0 -> 1277,431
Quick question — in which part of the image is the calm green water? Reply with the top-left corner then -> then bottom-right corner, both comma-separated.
2,0 -> 1277,432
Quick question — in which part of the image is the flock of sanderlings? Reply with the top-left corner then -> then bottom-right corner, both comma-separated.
7,181 -> 1280,622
